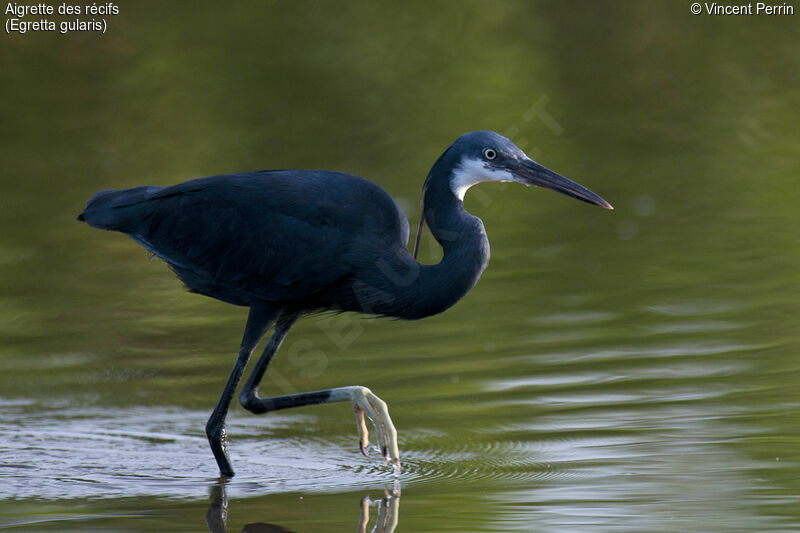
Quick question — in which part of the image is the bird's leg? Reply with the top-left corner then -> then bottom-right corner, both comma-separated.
238,316 -> 400,469
206,304 -> 277,477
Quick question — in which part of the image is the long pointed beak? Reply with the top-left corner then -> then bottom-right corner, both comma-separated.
513,158 -> 613,210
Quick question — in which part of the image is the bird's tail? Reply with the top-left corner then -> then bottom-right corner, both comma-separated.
77,186 -> 161,231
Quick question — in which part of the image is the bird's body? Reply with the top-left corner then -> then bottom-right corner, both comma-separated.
80,169 -> 488,320
79,131 -> 611,476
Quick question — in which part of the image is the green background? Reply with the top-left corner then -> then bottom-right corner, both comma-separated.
1,1 -> 799,530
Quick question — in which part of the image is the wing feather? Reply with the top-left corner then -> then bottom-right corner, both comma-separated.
119,170 -> 407,304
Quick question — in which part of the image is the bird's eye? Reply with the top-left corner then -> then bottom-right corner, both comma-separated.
483,148 -> 497,160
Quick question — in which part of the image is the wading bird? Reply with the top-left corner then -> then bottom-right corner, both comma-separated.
78,131 -> 612,476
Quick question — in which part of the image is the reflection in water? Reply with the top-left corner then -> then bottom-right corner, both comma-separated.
357,489 -> 400,533
206,479 -> 296,533
206,478 -> 399,533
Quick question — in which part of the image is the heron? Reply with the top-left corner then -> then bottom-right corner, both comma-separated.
78,130 -> 612,477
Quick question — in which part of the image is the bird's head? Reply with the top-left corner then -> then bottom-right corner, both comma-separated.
443,130 -> 613,209
413,131 -> 612,258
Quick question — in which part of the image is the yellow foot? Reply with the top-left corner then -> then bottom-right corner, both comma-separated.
332,386 -> 400,470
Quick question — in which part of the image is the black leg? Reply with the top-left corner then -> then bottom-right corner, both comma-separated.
239,311 -> 345,413
238,312 -> 300,412
238,313 -> 401,468
206,304 -> 278,477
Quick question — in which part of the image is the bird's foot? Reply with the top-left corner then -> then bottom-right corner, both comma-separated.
344,386 -> 400,471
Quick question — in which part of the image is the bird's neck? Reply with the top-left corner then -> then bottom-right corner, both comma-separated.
361,171 -> 489,320
417,177 -> 490,316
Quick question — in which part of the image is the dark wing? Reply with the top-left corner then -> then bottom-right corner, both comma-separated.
103,170 -> 409,304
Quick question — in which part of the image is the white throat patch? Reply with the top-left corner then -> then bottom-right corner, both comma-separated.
450,157 -> 515,201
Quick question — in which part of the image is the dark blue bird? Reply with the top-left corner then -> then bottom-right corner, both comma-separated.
78,130 -> 612,477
